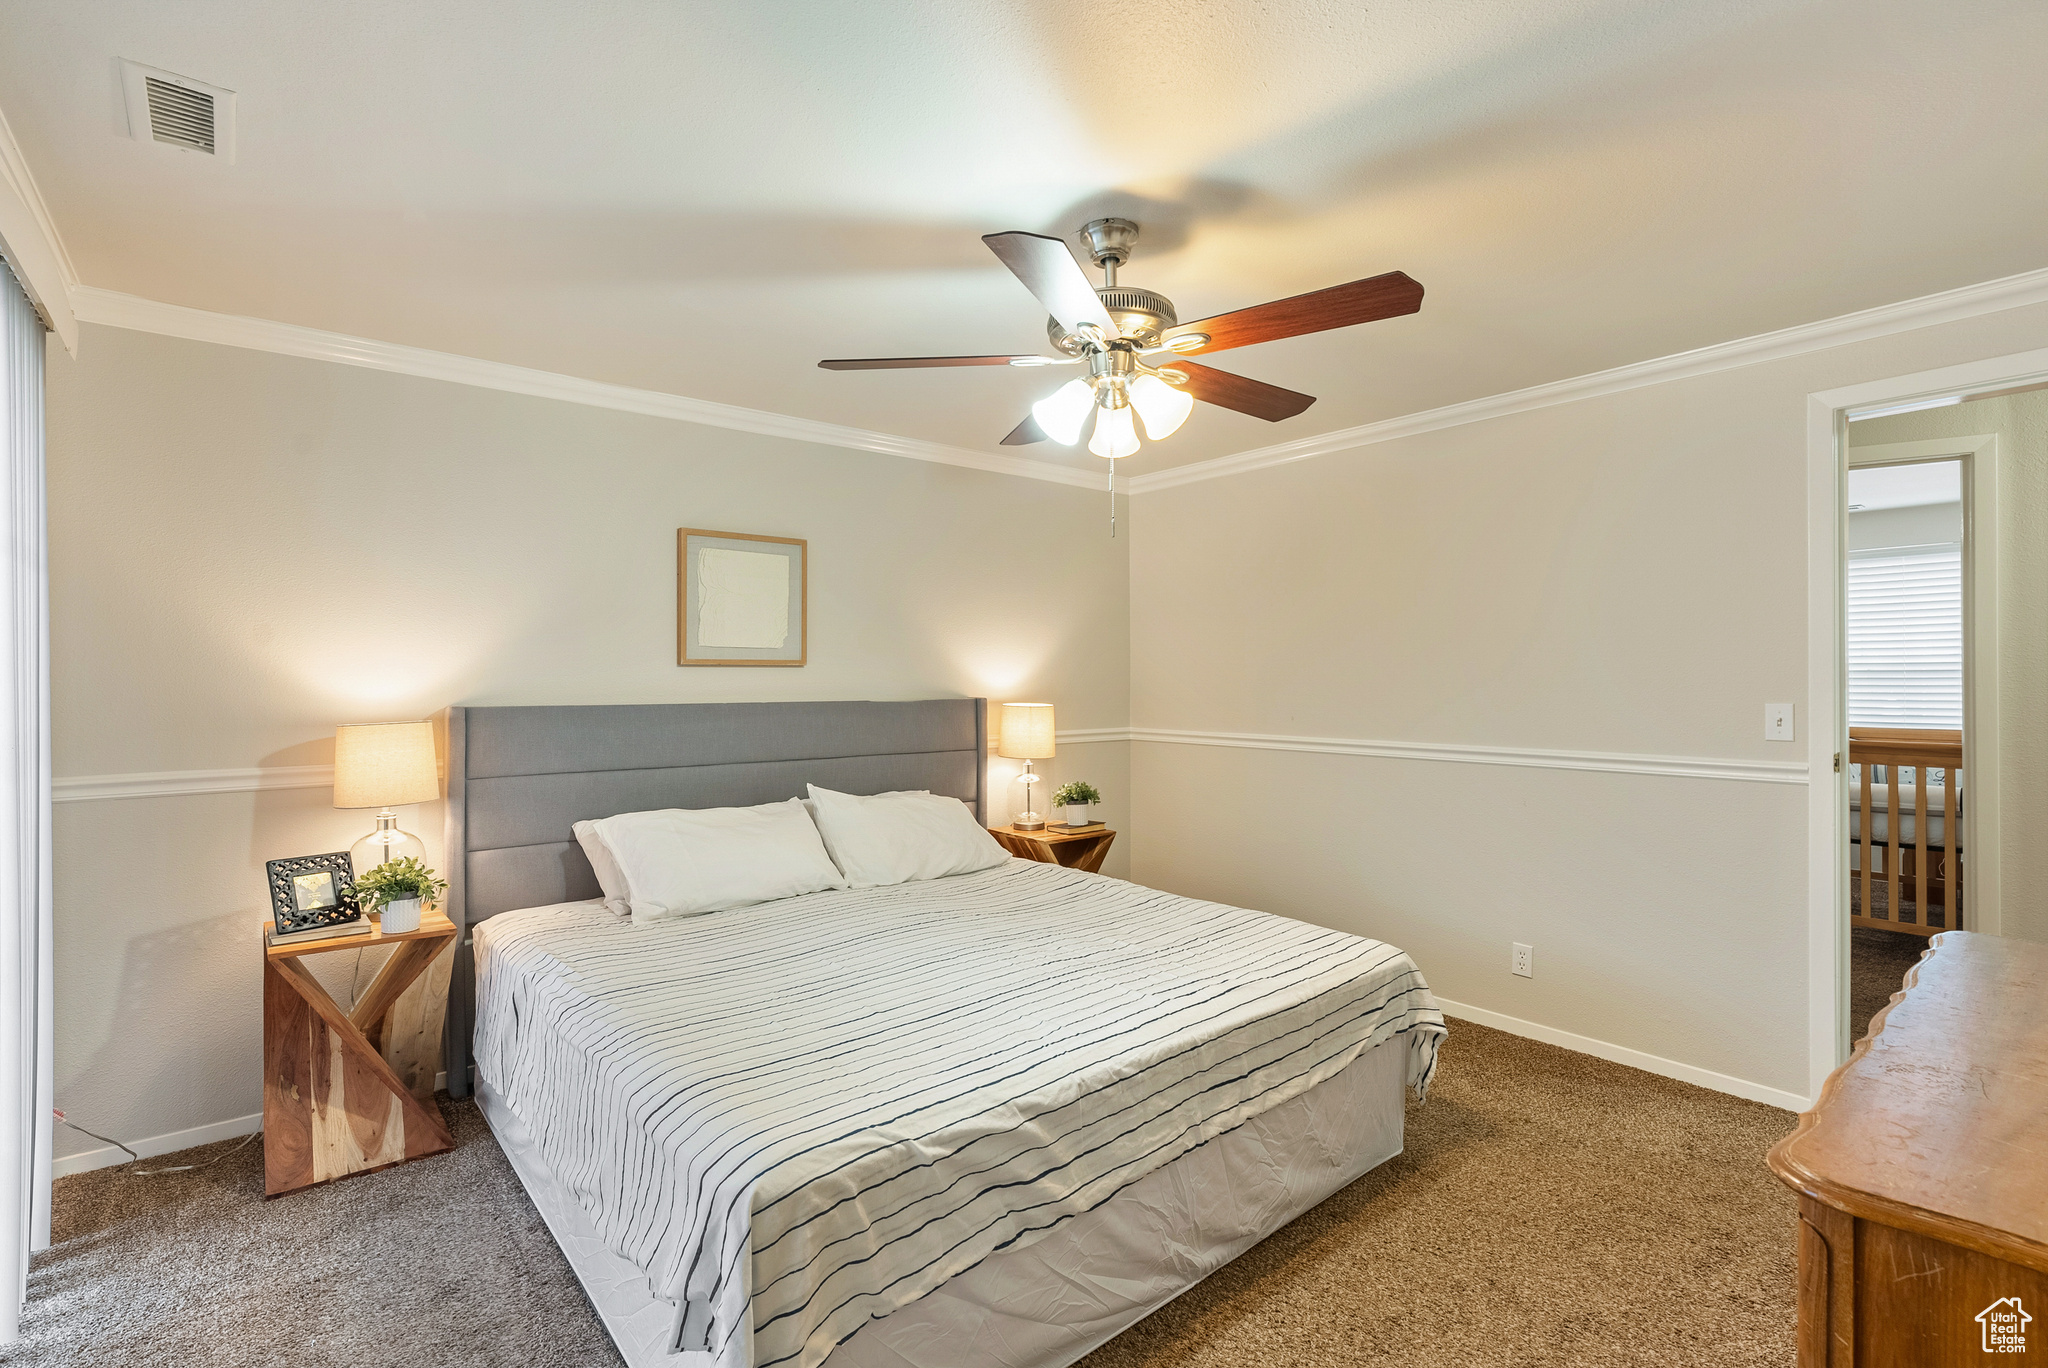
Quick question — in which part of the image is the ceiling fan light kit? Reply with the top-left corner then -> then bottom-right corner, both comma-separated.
1089,402 -> 1140,460
1128,374 -> 1193,439
819,216 -> 1423,532
1031,378 -> 1096,445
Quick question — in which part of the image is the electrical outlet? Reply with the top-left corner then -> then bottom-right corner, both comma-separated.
1511,943 -> 1533,978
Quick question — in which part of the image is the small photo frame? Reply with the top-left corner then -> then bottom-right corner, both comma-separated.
265,851 -> 361,938
678,529 -> 807,667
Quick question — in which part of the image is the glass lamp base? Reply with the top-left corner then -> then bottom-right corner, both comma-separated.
1014,760 -> 1046,830
351,811 -> 426,880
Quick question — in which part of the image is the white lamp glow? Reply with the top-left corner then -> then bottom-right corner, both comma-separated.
1088,402 -> 1140,459
1031,379 -> 1096,446
1128,375 -> 1193,440
334,720 -> 439,880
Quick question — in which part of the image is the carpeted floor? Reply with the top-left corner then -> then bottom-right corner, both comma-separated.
1850,925 -> 1928,1042
14,1022 -> 1801,1368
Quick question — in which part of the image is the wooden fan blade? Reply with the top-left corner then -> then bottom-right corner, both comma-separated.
1168,361 -> 1316,421
1162,271 -> 1422,355
1000,414 -> 1048,445
982,232 -> 1116,336
819,355 -> 1043,370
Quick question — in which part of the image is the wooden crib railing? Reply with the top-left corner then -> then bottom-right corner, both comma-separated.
1849,727 -> 1962,936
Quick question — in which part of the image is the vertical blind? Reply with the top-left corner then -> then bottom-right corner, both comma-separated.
0,260 -> 49,1346
1846,544 -> 1963,728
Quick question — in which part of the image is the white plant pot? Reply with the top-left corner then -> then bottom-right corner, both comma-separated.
380,896 -> 421,934
1064,804 -> 1090,827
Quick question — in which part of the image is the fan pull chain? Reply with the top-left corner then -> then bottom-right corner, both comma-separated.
1109,463 -> 1117,538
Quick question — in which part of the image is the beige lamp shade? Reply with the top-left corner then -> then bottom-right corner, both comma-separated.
332,721 -> 440,809
997,703 -> 1056,760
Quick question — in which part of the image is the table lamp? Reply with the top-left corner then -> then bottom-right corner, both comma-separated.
998,702 -> 1055,831
333,720 -> 439,877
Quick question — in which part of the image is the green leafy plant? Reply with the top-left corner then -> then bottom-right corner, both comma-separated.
350,856 -> 447,913
1052,780 -> 1101,807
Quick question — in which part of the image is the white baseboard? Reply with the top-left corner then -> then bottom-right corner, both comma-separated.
1432,996 -> 1810,1113
56,1070 -> 462,1178
53,1109 -> 263,1178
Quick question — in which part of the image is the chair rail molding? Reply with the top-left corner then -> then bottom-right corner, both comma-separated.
60,731 -> 1804,803
54,765 -> 334,803
1049,727 -> 1805,784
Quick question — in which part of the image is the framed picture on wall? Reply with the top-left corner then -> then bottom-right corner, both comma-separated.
677,529 -> 807,666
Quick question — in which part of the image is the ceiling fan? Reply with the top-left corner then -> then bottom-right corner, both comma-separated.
819,217 -> 1423,468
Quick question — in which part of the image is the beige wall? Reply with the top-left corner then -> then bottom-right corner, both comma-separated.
49,297 -> 2048,1155
1851,389 -> 2048,946
46,324 -> 1130,1162
1128,301 -> 2048,1100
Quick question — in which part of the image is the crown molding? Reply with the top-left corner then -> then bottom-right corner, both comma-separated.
0,104 -> 78,352
56,255 -> 2048,497
1129,264 -> 2048,494
68,287 -> 1102,490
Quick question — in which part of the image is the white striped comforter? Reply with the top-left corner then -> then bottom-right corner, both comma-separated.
473,859 -> 1445,1368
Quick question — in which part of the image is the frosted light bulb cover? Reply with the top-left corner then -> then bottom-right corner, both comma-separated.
1031,379 -> 1096,446
1129,375 -> 1194,440
1088,402 -> 1140,459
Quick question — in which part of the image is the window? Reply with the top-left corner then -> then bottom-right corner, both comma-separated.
1846,544 -> 1962,727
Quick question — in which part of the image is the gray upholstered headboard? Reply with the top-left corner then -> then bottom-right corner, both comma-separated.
439,698 -> 987,1095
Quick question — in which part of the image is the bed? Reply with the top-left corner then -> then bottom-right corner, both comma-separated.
441,699 -> 1446,1368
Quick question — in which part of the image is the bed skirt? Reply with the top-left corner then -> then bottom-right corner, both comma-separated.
478,1033 -> 1410,1368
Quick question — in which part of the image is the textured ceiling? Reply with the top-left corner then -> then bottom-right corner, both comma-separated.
4,0 -> 2047,473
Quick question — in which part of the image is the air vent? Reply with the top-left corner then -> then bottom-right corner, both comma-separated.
119,60 -> 236,162
144,78 -> 213,152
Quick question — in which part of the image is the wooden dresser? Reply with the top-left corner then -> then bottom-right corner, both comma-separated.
1768,932 -> 2047,1365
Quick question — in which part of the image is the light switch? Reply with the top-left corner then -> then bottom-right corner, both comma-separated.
1765,703 -> 1795,742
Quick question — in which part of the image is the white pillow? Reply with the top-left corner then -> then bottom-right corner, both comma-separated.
805,784 -> 1009,888
594,799 -> 846,925
571,819 -> 632,917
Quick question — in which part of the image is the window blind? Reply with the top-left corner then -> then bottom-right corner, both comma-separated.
0,260 -> 50,1345
1846,544 -> 1962,728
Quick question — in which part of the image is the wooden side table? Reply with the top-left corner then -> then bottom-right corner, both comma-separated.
262,910 -> 458,1196
990,823 -> 1117,873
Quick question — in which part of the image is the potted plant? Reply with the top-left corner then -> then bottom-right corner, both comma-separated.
1051,780 -> 1101,828
350,856 -> 447,934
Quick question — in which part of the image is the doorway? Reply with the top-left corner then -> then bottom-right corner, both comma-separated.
1840,453 -> 1972,1040
1805,350 -> 2048,1101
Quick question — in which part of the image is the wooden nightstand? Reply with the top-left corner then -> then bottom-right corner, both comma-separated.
262,911 -> 458,1196
990,824 -> 1117,873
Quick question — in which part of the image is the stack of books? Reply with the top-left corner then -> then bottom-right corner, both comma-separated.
266,916 -> 372,947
